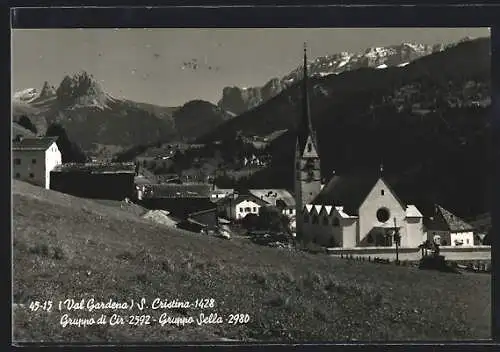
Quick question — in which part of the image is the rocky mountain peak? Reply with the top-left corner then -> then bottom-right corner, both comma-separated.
39,81 -> 56,99
56,70 -> 108,108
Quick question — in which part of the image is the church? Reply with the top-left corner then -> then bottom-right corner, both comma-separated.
294,44 -> 427,249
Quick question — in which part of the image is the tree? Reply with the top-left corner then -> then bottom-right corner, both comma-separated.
45,123 -> 87,163
257,206 -> 290,233
17,115 -> 37,134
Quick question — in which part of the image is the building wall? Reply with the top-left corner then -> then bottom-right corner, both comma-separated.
44,143 -> 62,189
404,216 -> 426,248
426,230 -> 451,246
51,172 -> 135,200
450,231 -> 475,247
342,218 -> 358,248
358,179 -> 409,247
13,149 -> 48,188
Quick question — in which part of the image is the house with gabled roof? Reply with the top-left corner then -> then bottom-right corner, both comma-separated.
302,170 -> 426,248
217,193 -> 269,220
13,136 -> 61,189
424,205 -> 475,247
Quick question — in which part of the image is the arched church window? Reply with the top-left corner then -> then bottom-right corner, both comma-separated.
333,218 -> 340,227
307,143 -> 312,153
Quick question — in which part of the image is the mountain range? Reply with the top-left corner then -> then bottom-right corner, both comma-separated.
216,39 -> 474,115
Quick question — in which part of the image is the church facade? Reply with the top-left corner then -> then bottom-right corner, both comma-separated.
294,44 -> 427,249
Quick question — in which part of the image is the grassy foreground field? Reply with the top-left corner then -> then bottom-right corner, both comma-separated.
12,180 -> 491,342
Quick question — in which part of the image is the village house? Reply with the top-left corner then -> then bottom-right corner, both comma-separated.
210,188 -> 234,202
13,136 -> 62,189
249,189 -> 296,218
50,162 -> 136,200
135,148 -> 174,171
424,205 -> 476,247
217,193 -> 269,220
137,183 -> 214,219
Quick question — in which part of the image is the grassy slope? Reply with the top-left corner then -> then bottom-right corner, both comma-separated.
13,181 -> 490,342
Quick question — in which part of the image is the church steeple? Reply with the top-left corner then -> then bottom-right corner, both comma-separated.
297,42 -> 318,155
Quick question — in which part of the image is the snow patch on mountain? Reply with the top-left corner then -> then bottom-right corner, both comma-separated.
13,88 -> 38,102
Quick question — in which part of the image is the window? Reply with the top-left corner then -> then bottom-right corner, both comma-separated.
376,207 -> 391,223
239,207 -> 243,212
245,207 -> 251,212
307,143 -> 312,152
29,173 -> 34,178
32,158 -> 37,164
323,217 -> 329,226
14,158 -> 21,165
333,218 -> 340,227
253,207 -> 256,212
381,189 -> 384,196
15,173 -> 20,178
466,239 -> 470,244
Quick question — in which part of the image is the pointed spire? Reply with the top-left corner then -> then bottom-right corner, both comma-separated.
296,42 -> 316,154
303,42 -> 314,136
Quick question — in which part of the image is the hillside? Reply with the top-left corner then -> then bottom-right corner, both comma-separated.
197,37 -> 492,218
12,72 -> 231,157
13,180 -> 490,342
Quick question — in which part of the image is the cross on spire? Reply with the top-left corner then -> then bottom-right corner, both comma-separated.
380,162 -> 384,175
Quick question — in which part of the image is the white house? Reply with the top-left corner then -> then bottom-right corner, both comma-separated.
13,136 -> 62,189
218,193 -> 269,220
210,188 -> 234,202
424,205 -> 475,247
302,174 -> 426,249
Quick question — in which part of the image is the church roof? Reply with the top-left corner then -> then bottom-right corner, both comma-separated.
312,172 -> 406,216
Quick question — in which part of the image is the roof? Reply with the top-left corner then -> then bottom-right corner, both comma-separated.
248,189 -> 295,207
405,205 -> 423,218
313,173 -> 406,216
211,189 -> 234,195
144,183 -> 211,198
13,137 -> 58,151
218,193 -> 269,207
189,207 -> 217,217
438,205 -> 474,232
52,162 -> 136,174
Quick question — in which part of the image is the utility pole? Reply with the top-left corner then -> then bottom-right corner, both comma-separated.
393,217 -> 401,263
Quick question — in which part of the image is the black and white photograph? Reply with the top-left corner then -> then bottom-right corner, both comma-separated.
12,26 -> 492,342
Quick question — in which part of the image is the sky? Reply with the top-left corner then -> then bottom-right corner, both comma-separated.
12,28 -> 490,107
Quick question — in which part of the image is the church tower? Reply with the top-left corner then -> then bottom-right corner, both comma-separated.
295,43 -> 321,242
